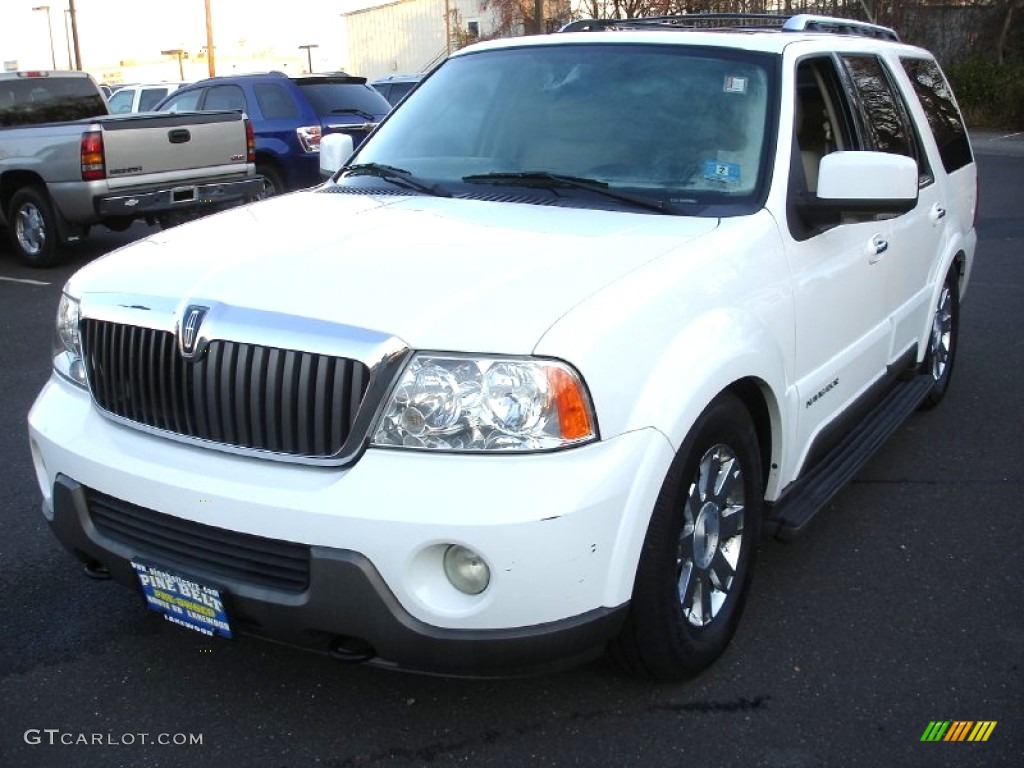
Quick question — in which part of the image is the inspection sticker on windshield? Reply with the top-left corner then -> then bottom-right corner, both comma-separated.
724,76 -> 748,94
703,161 -> 741,184
132,561 -> 233,639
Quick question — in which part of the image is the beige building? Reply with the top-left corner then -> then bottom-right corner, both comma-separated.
343,0 -> 504,79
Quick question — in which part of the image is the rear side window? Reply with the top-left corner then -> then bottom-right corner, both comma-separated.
841,55 -> 914,156
900,57 -> 973,173
204,85 -> 246,112
297,82 -> 391,117
138,88 -> 170,111
841,54 -> 931,185
160,89 -> 202,113
254,83 -> 299,119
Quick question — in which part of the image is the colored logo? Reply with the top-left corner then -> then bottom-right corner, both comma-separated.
920,721 -> 997,742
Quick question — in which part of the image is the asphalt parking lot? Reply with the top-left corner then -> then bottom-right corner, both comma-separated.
0,145 -> 1021,767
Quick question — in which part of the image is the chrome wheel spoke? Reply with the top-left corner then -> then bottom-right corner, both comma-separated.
677,561 -> 696,608
698,572 -> 713,625
709,549 -> 735,592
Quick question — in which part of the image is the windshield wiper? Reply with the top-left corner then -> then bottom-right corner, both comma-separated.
340,163 -> 451,197
461,171 -> 674,215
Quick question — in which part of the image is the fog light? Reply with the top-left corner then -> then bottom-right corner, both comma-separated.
443,545 -> 490,595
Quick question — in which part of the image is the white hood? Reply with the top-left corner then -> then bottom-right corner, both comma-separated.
73,189 -> 719,353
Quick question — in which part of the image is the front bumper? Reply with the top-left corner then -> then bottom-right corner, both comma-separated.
29,375 -> 675,675
49,476 -> 627,676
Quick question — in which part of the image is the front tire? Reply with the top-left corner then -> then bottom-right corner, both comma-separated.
8,187 -> 60,268
612,392 -> 763,681
920,265 -> 960,410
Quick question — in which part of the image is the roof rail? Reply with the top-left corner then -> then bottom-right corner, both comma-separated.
560,13 -> 900,42
783,14 -> 899,41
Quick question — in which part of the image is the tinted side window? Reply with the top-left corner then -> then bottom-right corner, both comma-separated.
900,57 -> 973,173
204,85 -> 246,112
841,55 -> 913,156
254,83 -> 299,119
138,88 -> 169,111
160,89 -> 202,113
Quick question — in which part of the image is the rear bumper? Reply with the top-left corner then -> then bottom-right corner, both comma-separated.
95,176 -> 263,218
48,475 -> 627,677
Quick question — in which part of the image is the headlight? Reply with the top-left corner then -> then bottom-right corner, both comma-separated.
372,354 -> 597,451
53,293 -> 87,388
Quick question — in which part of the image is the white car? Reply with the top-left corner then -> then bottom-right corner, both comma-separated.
106,82 -> 187,113
29,14 -> 976,679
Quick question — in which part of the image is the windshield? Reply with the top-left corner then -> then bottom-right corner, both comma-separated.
349,43 -> 776,215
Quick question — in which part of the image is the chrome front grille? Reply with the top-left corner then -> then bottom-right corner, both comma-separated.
80,319 -> 370,459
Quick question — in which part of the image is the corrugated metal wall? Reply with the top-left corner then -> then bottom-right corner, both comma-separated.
343,0 -> 496,79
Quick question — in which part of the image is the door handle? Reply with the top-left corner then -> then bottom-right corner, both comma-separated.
868,234 -> 888,263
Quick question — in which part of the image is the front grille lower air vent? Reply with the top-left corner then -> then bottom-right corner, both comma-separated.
86,487 -> 310,592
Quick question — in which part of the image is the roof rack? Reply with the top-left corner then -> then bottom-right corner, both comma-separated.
559,13 -> 900,42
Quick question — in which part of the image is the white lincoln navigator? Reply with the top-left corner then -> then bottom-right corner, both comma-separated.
29,14 -> 977,680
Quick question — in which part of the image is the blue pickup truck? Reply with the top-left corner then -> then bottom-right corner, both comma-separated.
156,71 -> 391,196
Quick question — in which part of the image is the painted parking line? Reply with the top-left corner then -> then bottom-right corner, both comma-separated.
0,275 -> 51,286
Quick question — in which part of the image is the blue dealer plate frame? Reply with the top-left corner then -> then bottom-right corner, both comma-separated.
131,561 -> 233,639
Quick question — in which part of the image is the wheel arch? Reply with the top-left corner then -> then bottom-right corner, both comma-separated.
0,170 -> 48,225
726,376 -> 777,498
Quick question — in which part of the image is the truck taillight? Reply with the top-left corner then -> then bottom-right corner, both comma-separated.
245,118 -> 255,163
296,125 -> 322,153
80,130 -> 105,181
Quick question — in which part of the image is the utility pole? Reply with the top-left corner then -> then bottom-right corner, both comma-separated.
161,49 -> 186,80
298,44 -> 318,74
63,9 -> 73,69
205,0 -> 216,77
68,0 -> 82,70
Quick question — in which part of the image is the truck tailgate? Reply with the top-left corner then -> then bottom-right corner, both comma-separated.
98,111 -> 249,189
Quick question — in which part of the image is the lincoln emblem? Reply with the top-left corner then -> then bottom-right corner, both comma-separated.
179,305 -> 209,357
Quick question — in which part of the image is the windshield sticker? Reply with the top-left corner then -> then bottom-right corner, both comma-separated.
703,161 -> 741,184
724,76 -> 748,94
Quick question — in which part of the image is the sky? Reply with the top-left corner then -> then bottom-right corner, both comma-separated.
0,1 -> 383,74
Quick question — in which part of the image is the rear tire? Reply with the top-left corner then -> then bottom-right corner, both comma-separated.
611,392 -> 763,681
8,187 -> 61,268
256,164 -> 285,199
920,265 -> 960,410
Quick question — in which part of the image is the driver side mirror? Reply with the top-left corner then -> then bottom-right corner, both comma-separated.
796,151 -> 919,226
320,133 -> 355,179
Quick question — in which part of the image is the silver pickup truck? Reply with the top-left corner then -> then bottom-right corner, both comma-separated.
1,70 -> 261,267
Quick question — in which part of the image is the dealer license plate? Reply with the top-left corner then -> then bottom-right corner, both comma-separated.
131,561 -> 233,639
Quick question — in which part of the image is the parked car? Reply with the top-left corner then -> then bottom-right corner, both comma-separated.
30,14 -> 976,678
370,73 -> 424,106
106,82 -> 187,113
155,71 -> 391,196
0,70 -> 259,267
